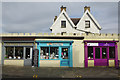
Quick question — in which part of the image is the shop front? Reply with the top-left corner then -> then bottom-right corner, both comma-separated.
36,40 -> 73,67
3,42 -> 34,66
84,41 -> 119,68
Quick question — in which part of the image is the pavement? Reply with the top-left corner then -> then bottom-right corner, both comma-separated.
2,66 -> 120,79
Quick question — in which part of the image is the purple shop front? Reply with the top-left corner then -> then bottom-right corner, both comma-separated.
84,41 -> 119,68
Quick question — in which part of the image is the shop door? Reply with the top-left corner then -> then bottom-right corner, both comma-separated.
94,47 -> 108,66
60,47 -> 70,66
24,47 -> 32,66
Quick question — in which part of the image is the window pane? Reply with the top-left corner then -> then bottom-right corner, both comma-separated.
50,47 -> 59,59
61,48 -> 68,59
61,21 -> 66,28
88,47 -> 93,59
109,47 -> 115,59
102,48 -> 107,59
40,47 -> 49,59
95,48 -> 100,59
26,48 -> 30,59
5,47 -> 14,59
15,47 -> 23,59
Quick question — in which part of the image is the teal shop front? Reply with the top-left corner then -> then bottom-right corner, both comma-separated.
36,41 -> 73,67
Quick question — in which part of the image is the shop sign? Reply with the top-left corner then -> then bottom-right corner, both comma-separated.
5,43 -> 33,46
47,43 -> 63,46
87,43 -> 98,46
99,43 -> 115,46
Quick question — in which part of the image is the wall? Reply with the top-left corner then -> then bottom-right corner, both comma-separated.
40,60 -> 60,67
72,40 -> 84,67
76,12 -> 100,33
4,60 -> 24,66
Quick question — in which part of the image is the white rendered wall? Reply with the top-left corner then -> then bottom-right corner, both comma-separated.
52,13 -> 82,34
77,13 -> 100,33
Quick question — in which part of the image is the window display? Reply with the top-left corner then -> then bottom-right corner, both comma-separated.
5,47 -> 23,59
61,48 -> 68,59
50,47 -> 59,59
5,47 -> 14,59
40,47 -> 49,59
15,47 -> 23,59
40,47 -> 59,59
109,47 -> 115,59
88,47 -> 93,59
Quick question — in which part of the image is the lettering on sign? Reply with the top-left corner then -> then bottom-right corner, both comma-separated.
87,43 -> 98,46
47,43 -> 63,46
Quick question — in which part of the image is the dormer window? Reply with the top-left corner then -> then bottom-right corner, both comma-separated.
85,21 -> 90,28
61,21 -> 66,28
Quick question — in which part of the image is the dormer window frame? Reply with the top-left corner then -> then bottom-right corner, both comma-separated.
85,20 -> 90,28
61,21 -> 66,28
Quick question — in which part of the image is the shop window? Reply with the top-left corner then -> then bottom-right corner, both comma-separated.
15,47 -> 23,59
88,47 -> 93,59
61,21 -> 66,28
50,47 -> 59,59
5,47 -> 14,59
109,47 -> 115,59
61,48 -> 68,59
26,48 -> 30,59
95,48 -> 100,59
40,47 -> 49,59
102,48 -> 107,59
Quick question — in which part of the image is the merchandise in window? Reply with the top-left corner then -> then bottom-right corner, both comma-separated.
50,47 -> 59,59
61,48 -> 68,59
5,47 -> 14,59
88,47 -> 93,59
40,47 -> 49,59
109,47 -> 115,59
15,47 -> 23,59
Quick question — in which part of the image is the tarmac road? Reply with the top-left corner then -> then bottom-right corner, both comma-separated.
2,66 -> 120,78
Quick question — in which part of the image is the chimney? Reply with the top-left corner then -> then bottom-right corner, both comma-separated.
84,6 -> 90,12
54,16 -> 57,22
60,5 -> 66,12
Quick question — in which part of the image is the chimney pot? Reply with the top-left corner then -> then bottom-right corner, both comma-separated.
84,6 -> 90,12
54,16 -> 57,22
60,5 -> 66,12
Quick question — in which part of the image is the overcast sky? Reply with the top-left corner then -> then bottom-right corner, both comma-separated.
2,2 -> 119,33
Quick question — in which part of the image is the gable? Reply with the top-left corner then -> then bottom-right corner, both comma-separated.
76,10 -> 102,31
50,9 -> 76,30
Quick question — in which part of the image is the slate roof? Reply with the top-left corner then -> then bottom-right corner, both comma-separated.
70,18 -> 81,26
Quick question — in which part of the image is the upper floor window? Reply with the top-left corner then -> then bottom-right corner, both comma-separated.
85,21 -> 90,28
61,21 -> 66,28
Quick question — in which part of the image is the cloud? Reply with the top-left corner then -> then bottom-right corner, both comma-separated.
2,2 -> 118,33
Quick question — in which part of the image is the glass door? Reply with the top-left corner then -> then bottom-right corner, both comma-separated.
94,47 -> 108,66
60,47 -> 69,66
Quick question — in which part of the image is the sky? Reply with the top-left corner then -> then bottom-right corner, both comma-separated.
1,2 -> 119,33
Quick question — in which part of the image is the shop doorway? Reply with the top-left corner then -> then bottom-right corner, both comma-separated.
60,47 -> 70,66
94,47 -> 108,66
24,47 -> 32,66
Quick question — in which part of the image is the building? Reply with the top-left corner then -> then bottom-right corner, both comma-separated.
50,6 -> 102,34
0,33 -> 120,68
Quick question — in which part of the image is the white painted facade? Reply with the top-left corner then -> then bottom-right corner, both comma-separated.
50,7 -> 102,34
